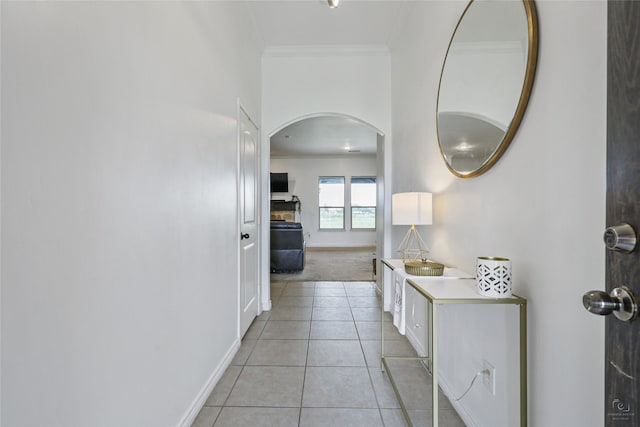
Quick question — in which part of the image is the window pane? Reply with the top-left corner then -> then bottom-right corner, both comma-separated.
351,177 -> 376,229
351,177 -> 376,184
320,207 -> 344,229
352,207 -> 376,229
319,177 -> 345,207
351,178 -> 376,207
320,177 -> 345,185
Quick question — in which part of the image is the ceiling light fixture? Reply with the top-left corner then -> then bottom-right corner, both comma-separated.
328,0 -> 340,8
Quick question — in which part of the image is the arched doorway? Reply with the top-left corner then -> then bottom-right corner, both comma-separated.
260,113 -> 391,312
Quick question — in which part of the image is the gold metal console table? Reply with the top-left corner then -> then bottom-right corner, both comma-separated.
381,259 -> 528,427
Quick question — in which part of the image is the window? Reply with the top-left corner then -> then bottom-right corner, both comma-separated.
351,177 -> 376,229
319,177 -> 345,229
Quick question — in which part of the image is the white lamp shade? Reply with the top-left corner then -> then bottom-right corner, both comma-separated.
392,192 -> 433,225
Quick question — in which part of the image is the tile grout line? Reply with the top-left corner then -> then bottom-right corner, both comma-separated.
297,281 -> 315,426
204,280 -> 420,427
353,282 -> 391,427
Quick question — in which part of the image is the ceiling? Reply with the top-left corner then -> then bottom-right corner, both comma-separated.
270,116 -> 379,157
247,0 -> 407,47
247,0 -> 410,156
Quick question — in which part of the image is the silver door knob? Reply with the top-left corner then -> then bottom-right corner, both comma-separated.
583,286 -> 638,322
604,223 -> 636,253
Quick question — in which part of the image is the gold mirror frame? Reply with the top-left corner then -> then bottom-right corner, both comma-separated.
436,0 -> 539,178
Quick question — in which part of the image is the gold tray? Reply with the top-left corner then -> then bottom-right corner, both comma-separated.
404,261 -> 444,276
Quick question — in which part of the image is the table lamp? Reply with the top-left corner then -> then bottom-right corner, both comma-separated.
392,192 -> 432,262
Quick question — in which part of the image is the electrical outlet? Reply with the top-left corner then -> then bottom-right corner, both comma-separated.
482,360 -> 496,395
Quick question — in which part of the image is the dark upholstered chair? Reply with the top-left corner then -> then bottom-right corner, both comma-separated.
270,222 -> 305,272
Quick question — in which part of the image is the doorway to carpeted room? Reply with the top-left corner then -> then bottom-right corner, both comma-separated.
270,246 -> 376,282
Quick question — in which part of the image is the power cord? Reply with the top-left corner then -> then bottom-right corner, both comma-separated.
454,369 -> 490,402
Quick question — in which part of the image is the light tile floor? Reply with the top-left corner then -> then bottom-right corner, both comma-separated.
192,281 -> 466,427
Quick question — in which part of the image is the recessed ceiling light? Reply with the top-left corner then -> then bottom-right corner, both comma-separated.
328,0 -> 340,9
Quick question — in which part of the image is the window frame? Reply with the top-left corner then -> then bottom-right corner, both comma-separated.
350,176 -> 377,230
318,176 -> 346,230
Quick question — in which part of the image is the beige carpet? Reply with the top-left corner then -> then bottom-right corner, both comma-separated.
270,246 -> 376,282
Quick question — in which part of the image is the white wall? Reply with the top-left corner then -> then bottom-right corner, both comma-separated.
262,47 -> 391,136
261,47 -> 392,307
390,1 -> 606,427
1,2 -> 261,426
270,156 -> 377,247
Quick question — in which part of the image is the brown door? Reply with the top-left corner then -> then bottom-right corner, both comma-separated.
604,1 -> 640,425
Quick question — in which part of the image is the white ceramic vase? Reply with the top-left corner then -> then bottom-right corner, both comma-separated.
476,257 -> 512,298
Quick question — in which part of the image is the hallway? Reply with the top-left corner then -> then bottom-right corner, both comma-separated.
192,280 -> 465,427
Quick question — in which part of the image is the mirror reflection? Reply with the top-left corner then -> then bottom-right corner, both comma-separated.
437,0 -> 537,177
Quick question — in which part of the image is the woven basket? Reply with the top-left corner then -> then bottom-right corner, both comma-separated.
404,261 -> 444,276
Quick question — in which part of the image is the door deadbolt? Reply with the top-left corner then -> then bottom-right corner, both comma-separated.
583,286 -> 638,322
604,223 -> 636,253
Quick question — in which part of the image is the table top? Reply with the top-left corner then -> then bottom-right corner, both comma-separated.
382,258 -> 472,279
382,258 -> 526,305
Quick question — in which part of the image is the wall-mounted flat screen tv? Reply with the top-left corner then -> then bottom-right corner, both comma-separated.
270,172 -> 289,193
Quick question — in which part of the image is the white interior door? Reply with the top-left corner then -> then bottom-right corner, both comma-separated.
239,106 -> 260,337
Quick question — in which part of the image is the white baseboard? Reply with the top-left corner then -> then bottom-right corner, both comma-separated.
376,286 -> 393,312
437,371 -> 479,427
406,328 -> 427,358
178,338 -> 241,427
261,300 -> 272,312
403,332 -> 478,426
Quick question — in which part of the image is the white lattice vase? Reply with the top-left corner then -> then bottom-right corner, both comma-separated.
476,257 -> 512,298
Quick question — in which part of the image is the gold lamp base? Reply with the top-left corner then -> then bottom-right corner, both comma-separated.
397,225 -> 430,263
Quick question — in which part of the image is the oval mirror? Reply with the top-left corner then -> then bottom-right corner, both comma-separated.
436,0 -> 538,178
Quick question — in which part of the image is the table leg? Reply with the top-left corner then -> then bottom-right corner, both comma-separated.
432,302 -> 438,427
520,302 -> 528,427
381,275 -> 385,371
